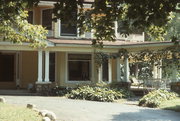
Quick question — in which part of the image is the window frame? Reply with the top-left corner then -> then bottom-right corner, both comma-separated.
49,52 -> 57,82
66,53 -> 93,83
41,8 -> 53,30
27,10 -> 34,24
59,10 -> 78,37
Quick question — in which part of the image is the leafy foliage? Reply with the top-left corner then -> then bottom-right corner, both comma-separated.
66,85 -> 133,102
0,0 -> 47,48
139,89 -> 178,108
50,86 -> 72,96
165,12 -> 180,42
1,0 -> 179,46
94,45 -> 180,71
52,0 -> 179,45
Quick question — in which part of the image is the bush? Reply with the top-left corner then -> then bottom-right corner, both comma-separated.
50,86 -> 72,96
139,89 -> 178,108
67,86 -> 124,102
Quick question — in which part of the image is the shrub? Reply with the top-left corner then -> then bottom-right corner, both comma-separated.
51,86 -> 72,96
139,89 -> 178,108
67,86 -> 124,102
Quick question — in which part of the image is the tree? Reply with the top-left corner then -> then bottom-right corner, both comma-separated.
0,0 -> 47,48
0,0 -> 179,47
52,0 -> 179,45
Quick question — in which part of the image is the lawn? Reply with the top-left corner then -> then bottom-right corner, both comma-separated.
0,103 -> 42,121
159,97 -> 180,112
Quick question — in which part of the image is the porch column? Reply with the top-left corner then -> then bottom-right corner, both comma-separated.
116,57 -> 121,82
134,63 -> 139,78
157,60 -> 162,79
172,64 -> 178,82
108,58 -> 112,83
37,50 -> 43,83
44,51 -> 50,82
153,62 -> 158,79
16,52 -> 20,87
114,21 -> 118,38
98,65 -> 103,82
124,56 -> 129,82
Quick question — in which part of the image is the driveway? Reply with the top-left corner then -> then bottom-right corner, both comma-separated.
1,95 -> 180,121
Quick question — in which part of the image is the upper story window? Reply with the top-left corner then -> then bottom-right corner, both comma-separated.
42,9 -> 52,30
61,11 -> 77,36
27,11 -> 33,24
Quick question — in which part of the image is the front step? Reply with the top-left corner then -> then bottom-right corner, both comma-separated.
0,90 -> 38,96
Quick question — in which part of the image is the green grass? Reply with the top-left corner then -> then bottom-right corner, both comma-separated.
159,97 -> 180,112
0,103 -> 42,121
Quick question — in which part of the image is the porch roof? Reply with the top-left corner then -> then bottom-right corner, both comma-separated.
48,38 -> 175,47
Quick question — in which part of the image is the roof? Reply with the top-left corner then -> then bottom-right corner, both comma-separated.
48,38 -> 174,47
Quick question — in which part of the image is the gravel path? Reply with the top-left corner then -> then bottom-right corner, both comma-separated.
1,95 -> 180,121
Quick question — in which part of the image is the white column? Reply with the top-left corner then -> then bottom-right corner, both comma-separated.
157,60 -> 162,79
153,63 -> 158,79
114,21 -> 118,38
91,53 -> 95,82
172,64 -> 177,82
37,50 -> 43,83
98,65 -> 103,82
135,63 -> 139,78
44,51 -> 50,82
16,52 -> 20,87
124,56 -> 129,82
116,57 -> 121,82
108,58 -> 112,83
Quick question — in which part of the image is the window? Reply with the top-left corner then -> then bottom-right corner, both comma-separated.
49,53 -> 55,82
27,11 -> 33,24
61,11 -> 77,36
68,54 -> 91,81
102,59 -> 109,82
0,54 -> 15,82
42,9 -> 52,30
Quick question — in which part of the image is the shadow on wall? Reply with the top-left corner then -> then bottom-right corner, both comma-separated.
111,108 -> 180,121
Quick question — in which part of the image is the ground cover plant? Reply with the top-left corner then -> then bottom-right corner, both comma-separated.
0,103 -> 42,121
139,89 -> 178,108
66,85 -> 133,102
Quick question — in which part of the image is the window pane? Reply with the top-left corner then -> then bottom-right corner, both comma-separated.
102,59 -> 109,82
68,54 -> 91,81
68,61 -> 90,81
27,11 -> 33,24
42,9 -> 52,30
49,53 -> 55,82
61,11 -> 77,36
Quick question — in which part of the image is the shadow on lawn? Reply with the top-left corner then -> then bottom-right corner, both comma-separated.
162,105 -> 180,112
111,108 -> 180,121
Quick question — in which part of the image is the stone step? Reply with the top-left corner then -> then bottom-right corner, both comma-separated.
0,90 -> 38,96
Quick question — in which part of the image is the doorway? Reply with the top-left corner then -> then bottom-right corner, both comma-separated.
0,53 -> 15,85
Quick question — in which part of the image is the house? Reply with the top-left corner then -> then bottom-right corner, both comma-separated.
0,1 -> 179,91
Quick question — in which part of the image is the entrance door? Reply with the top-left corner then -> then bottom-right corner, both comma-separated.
0,54 -> 15,82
